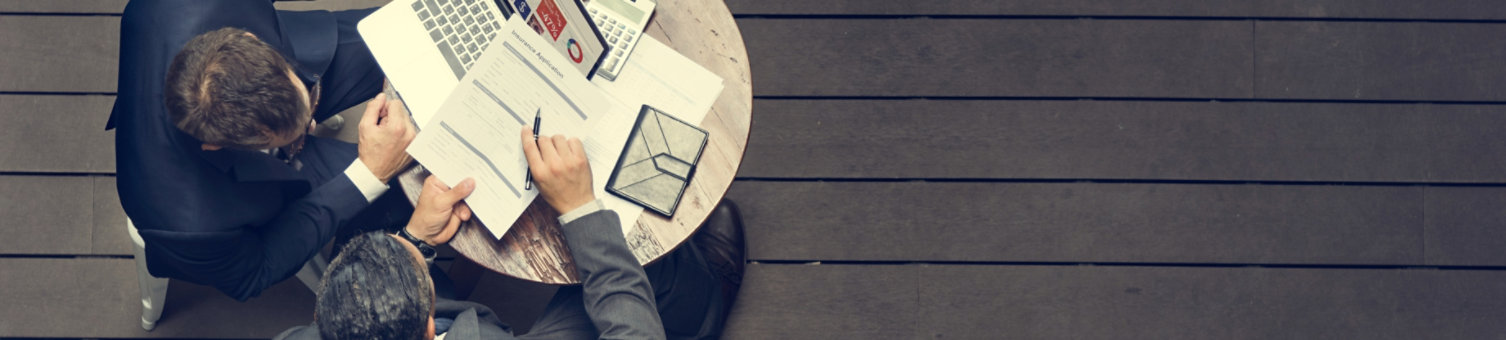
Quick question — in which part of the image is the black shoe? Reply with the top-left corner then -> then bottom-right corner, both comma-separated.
693,199 -> 746,311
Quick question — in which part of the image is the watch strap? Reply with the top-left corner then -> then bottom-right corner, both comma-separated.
397,228 -> 438,265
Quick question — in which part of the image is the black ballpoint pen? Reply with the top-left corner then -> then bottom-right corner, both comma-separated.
525,108 -> 541,190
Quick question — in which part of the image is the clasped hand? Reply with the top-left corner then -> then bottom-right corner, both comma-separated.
357,93 -> 416,182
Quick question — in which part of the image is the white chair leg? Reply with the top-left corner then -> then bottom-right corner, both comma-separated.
296,251 -> 329,293
128,219 -> 169,331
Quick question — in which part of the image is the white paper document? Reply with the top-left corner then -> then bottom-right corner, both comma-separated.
591,35 -> 724,126
406,16 -> 727,240
408,16 -> 634,238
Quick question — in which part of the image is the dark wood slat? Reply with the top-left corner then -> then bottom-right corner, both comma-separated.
29,17 -> 1504,103
1419,104 -> 1506,182
728,0 -> 1506,20
727,0 -> 1258,17
742,100 -> 1506,182
725,264 -> 1506,339
723,264 -> 917,339
0,258 -> 314,338
0,15 -> 118,93
1256,21 -> 1506,101
1424,187 -> 1506,266
93,176 -> 131,255
0,176 -> 93,255
921,265 -> 1506,339
9,0 -> 1505,20
0,95 -> 116,173
722,0 -> 1506,20
1260,0 -> 1506,21
271,0 -> 389,11
728,181 -> 1423,264
742,19 -> 1253,98
0,0 -> 125,13
0,0 -> 384,14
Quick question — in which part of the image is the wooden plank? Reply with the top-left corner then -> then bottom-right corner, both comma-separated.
0,15 -> 118,93
727,0 -> 1258,17
746,100 -> 1427,182
0,257 -> 315,338
1424,187 -> 1506,266
0,95 -> 116,173
724,264 -> 1506,339
741,18 -> 1253,98
723,264 -> 916,340
31,15 -> 1506,103
9,0 -> 1506,20
93,176 -> 131,255
272,0 -> 389,12
740,100 -> 1489,182
1421,104 -> 1506,182
727,0 -> 1506,20
1260,0 -> 1506,21
0,0 -> 125,13
920,265 -> 1506,339
0,176 -> 93,255
0,0 -> 380,14
1256,21 -> 1506,101
727,181 -> 1423,264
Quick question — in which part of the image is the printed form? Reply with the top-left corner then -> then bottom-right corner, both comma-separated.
408,16 -> 637,238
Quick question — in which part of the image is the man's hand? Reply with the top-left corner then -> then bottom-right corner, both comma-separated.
357,93 -> 416,182
405,175 -> 475,246
521,126 -> 595,213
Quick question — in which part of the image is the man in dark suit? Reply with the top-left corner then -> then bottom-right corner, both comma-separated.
111,0 -> 418,303
276,128 -> 747,339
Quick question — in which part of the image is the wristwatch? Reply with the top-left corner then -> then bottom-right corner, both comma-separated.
397,228 -> 437,266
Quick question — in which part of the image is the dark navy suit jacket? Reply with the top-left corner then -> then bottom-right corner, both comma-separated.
111,0 -> 383,301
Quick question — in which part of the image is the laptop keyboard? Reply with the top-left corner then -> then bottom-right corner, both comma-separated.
413,0 -> 502,78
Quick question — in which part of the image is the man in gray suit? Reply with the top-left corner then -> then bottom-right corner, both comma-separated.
277,126 -> 744,339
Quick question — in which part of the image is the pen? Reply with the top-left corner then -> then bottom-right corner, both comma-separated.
525,108 -> 541,190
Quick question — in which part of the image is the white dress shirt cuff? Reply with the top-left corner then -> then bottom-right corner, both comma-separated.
557,199 -> 606,225
343,160 -> 390,203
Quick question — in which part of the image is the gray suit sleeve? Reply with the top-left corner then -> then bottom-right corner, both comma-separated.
560,210 -> 667,339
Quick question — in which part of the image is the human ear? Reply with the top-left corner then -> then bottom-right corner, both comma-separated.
425,317 -> 436,340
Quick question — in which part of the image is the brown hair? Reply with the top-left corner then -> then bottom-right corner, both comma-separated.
164,27 -> 305,149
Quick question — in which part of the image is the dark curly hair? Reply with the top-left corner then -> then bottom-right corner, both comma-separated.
164,27 -> 306,149
316,231 -> 435,340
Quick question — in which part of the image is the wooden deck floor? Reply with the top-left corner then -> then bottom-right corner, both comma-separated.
5,0 -> 1506,338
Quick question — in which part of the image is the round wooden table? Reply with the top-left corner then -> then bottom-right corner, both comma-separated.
403,0 -> 751,285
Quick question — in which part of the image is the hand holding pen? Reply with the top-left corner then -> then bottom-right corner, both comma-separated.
521,120 -> 595,213
525,108 -> 541,190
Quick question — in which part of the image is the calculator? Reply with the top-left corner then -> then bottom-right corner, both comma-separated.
585,0 -> 655,81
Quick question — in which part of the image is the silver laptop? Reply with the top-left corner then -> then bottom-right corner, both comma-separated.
358,0 -> 512,127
